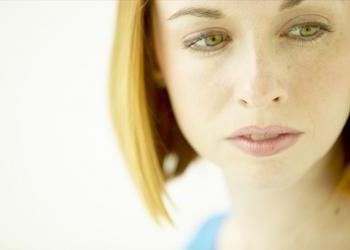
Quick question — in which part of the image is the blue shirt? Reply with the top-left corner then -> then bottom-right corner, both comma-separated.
185,211 -> 229,250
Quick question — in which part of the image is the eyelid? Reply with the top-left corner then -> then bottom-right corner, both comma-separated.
277,14 -> 334,34
182,27 -> 231,41
283,21 -> 332,38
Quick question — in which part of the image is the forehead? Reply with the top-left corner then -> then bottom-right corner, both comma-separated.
154,0 -> 345,22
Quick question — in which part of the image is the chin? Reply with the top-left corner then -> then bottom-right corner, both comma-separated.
248,167 -> 299,190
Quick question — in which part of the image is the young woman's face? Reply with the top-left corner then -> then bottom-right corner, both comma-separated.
152,0 -> 350,186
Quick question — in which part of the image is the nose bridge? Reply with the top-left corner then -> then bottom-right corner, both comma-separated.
249,34 -> 272,81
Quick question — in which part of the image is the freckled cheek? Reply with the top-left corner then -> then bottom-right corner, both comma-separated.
330,62 -> 350,100
166,71 -> 220,124
292,57 -> 350,120
312,62 -> 350,96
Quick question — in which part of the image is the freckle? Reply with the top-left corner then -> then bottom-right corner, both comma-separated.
334,207 -> 340,214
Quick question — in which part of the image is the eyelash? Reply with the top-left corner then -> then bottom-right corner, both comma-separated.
182,22 -> 333,57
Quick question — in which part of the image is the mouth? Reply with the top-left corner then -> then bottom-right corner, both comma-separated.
228,125 -> 303,139
227,133 -> 303,157
238,133 -> 287,141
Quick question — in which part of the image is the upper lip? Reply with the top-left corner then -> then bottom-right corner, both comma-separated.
228,125 -> 304,138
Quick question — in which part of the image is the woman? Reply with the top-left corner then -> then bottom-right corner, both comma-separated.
109,0 -> 350,249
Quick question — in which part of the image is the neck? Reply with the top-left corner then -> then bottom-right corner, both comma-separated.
220,138 -> 346,249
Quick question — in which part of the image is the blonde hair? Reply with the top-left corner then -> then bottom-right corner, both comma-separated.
108,0 -> 350,227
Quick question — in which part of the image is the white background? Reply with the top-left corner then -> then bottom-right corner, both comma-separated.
0,1 -> 230,249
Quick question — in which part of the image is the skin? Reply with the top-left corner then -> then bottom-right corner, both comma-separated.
152,0 -> 350,249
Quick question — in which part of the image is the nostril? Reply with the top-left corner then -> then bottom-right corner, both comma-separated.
239,99 -> 248,105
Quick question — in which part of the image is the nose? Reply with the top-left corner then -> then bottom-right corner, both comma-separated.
235,41 -> 287,109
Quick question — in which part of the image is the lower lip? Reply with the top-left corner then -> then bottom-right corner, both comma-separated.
228,133 -> 303,157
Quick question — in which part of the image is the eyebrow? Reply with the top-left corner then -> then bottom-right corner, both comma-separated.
167,0 -> 306,21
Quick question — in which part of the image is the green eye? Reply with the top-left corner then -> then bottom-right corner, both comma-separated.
182,22 -> 333,56
287,22 -> 331,40
299,24 -> 320,36
204,34 -> 224,47
291,24 -> 319,37
183,31 -> 232,54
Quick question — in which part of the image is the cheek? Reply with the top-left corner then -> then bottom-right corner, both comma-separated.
291,48 -> 350,156
165,62 -> 225,119
164,63 -> 229,152
291,39 -> 350,117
